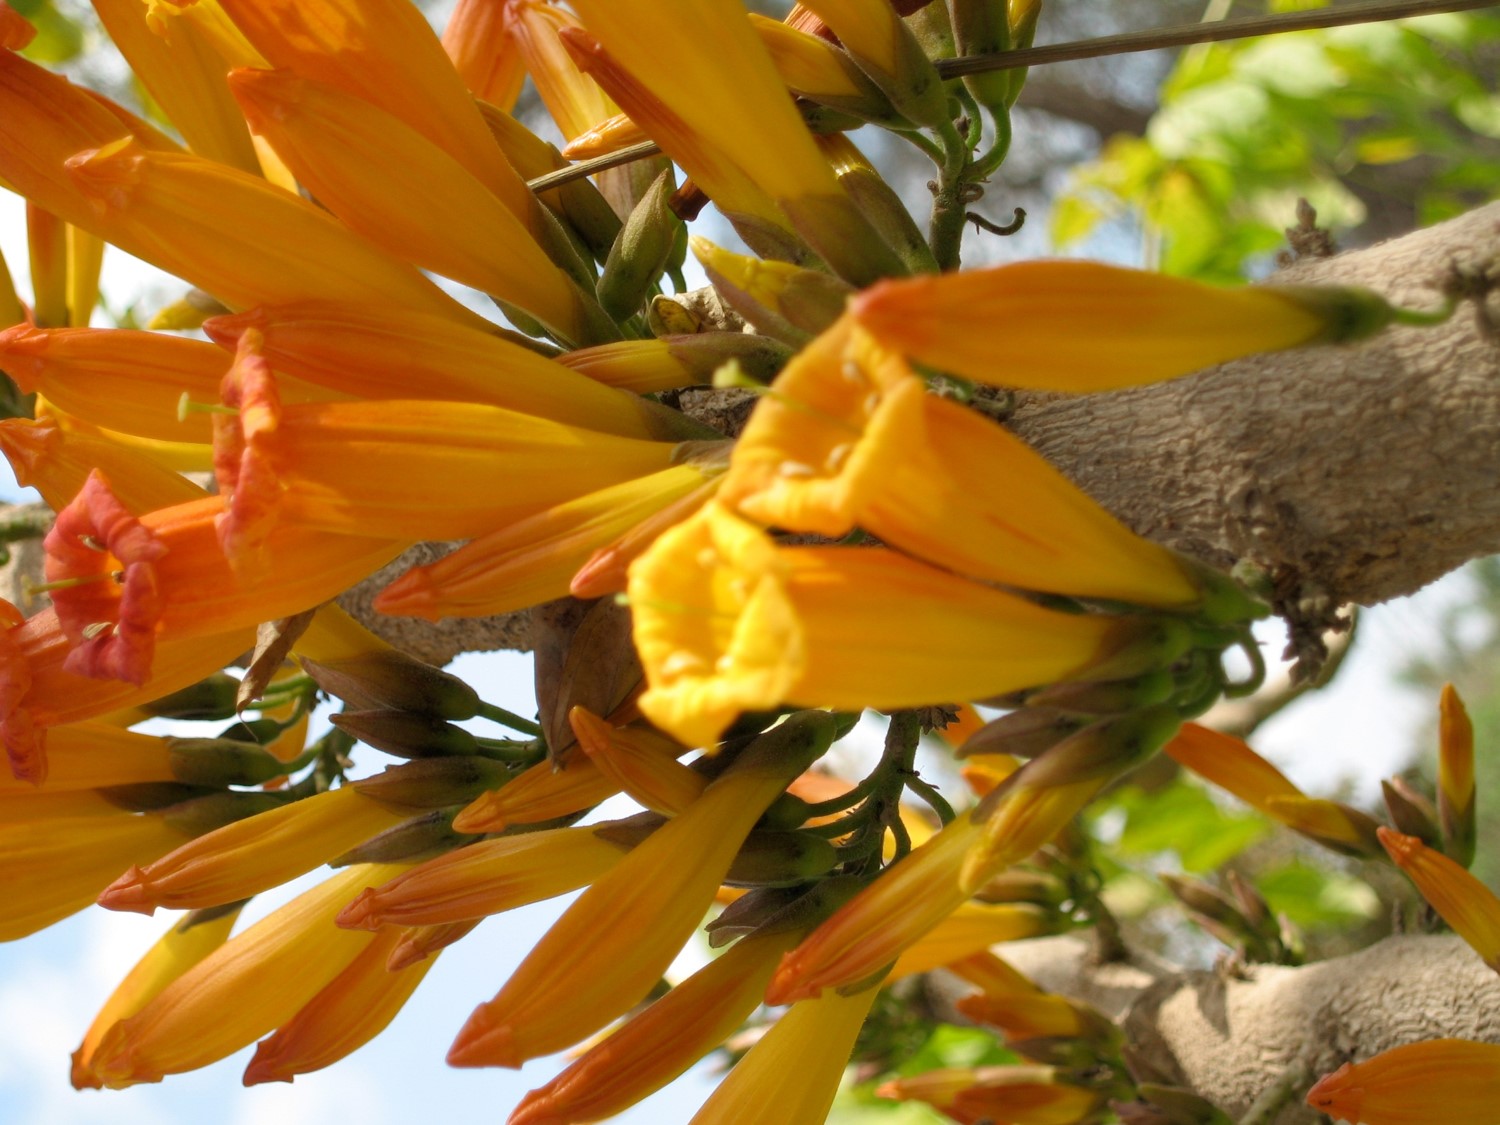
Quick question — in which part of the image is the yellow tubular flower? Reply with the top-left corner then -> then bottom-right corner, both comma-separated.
202,303 -> 693,441
851,260 -> 1402,392
565,0 -> 905,284
561,111 -> 651,160
570,705 -> 705,816
65,224 -> 104,327
447,711 -> 835,1068
451,755 -> 617,833
794,0 -> 948,127
722,320 -> 1203,609
72,904 -> 244,1089
0,47 -> 181,235
881,1065 -> 1106,1125
1379,828 -> 1500,971
0,721 -> 173,795
212,0 -> 540,231
96,786 -> 412,915
689,985 -> 882,1125
388,920 -> 481,970
92,0 -> 262,173
227,67 -> 598,347
209,337 -> 684,548
630,502 -> 1170,749
1439,683 -> 1476,865
505,1 -> 617,141
1307,1039 -> 1500,1125
0,324 -> 241,445
88,864 -> 406,1087
1164,722 -> 1302,805
748,13 -> 897,122
243,925 -> 436,1085
889,902 -> 1060,980
0,808 -> 192,940
65,137 -> 493,327
334,827 -> 629,931
27,203 -> 68,329
770,812 -> 981,1004
443,0 -> 525,109
375,463 -> 720,621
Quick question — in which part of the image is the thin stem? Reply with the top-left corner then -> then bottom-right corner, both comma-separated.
522,1 -> 1494,192
475,701 -> 544,738
934,0 -> 1498,77
928,119 -> 975,271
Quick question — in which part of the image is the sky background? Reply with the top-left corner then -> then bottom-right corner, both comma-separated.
0,74 -> 1481,1125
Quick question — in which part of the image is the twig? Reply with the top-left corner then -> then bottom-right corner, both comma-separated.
524,1 -> 1497,193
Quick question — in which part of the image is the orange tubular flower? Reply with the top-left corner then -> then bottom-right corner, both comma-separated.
0,804 -> 193,940
42,472 -> 399,684
720,318 -> 1206,611
87,864 -> 405,1087
564,1 -> 905,285
689,984 -> 882,1125
72,904 -> 244,1089
452,755 -> 617,833
1438,683 -> 1476,865
0,47 -> 180,235
0,721 -> 173,795
629,502 -> 1168,750
376,462 -> 721,621
511,922 -> 807,1125
335,826 -> 629,931
880,1065 -> 1105,1125
889,902 -> 1060,980
443,0 -> 525,109
1,3 -> 35,48
202,304 -> 689,441
505,1 -> 617,141
0,415 -> 207,518
0,603 -> 255,784
243,924 -> 436,1086
1166,723 -> 1381,856
1307,1039 -> 1500,1125
851,260 -> 1401,392
560,111 -> 652,160
211,351 -> 684,551
447,711 -> 835,1069
92,0 -> 261,173
64,137 -> 491,327
211,0 -> 540,231
0,323 -> 264,445
1379,828 -> 1500,971
97,786 -> 412,915
570,705 -> 704,816
769,812 -> 981,1005
227,67 -> 599,346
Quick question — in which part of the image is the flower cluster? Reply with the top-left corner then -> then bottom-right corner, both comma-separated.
0,0 -> 1442,1121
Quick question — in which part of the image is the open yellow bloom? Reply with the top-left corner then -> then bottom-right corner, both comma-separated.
72,904 -> 244,1089
96,785 -> 411,914
1307,1039 -> 1500,1125
243,924 -> 436,1085
228,67 -> 600,346
690,984 -> 881,1124
721,318 -> 1203,609
1379,828 -> 1500,971
630,502 -> 1167,749
448,711 -> 835,1068
88,863 -> 405,1086
851,260 -> 1401,392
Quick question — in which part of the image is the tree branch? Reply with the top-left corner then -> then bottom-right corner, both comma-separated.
1007,202 -> 1500,636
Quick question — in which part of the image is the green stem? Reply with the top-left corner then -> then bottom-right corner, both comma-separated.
927,119 -> 974,271
475,701 -> 543,738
